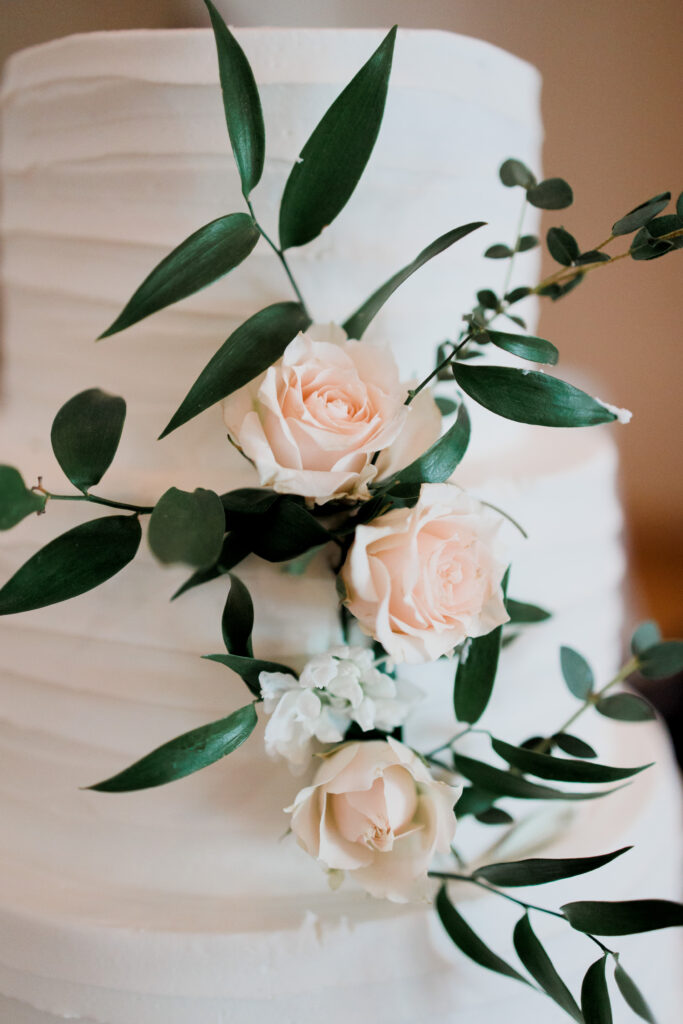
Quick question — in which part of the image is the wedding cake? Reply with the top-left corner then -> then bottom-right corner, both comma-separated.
0,27 -> 680,1024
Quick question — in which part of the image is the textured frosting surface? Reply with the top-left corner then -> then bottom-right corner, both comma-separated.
0,26 -> 681,1024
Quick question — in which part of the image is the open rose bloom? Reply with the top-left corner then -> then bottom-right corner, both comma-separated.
341,483 -> 508,663
222,324 -> 439,504
287,738 -> 460,902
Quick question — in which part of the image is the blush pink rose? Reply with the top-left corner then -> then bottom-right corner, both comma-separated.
340,483 -> 508,664
222,324 -> 439,505
287,738 -> 459,902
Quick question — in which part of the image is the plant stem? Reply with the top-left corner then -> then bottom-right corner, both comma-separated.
38,487 -> 154,515
500,195 -> 527,300
426,726 -> 473,759
245,198 -> 310,317
479,500 -> 528,539
406,335 -> 472,406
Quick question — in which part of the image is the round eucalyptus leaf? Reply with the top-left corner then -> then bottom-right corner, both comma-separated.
505,286 -> 532,304
499,158 -> 536,189
148,487 -> 225,569
50,388 -> 126,492
484,243 -> 513,259
638,640 -> 683,679
575,250 -> 611,265
527,178 -> 573,210
612,191 -> 670,236
0,466 -> 46,530
630,214 -> 683,260
476,289 -> 498,310
630,620 -> 661,656
560,645 -> 594,699
547,226 -> 580,266
595,693 -> 655,722
516,234 -> 539,252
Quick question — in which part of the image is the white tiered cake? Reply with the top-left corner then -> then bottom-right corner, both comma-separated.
0,28 -> 680,1024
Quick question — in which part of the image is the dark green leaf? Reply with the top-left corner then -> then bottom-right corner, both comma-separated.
677,192 -> 683,219
342,222 -> 484,339
575,250 -> 610,266
222,573 -> 254,656
475,807 -> 514,825
50,388 -> 126,492
547,227 -> 580,266
160,302 -> 310,437
148,487 -> 225,569
499,158 -> 536,189
380,402 -> 470,494
553,733 -> 597,759
581,956 -> 612,1024
453,753 -> 625,802
506,597 -> 551,624
491,737 -> 649,784
451,364 -> 616,427
563,899 -> 683,935
204,0 -> 265,196
221,488 -> 281,515
0,515 -> 141,615
513,914 -> 583,1022
517,234 -> 539,252
171,532 -> 251,600
527,178 -> 573,210
0,466 -> 45,530
486,329 -> 559,366
279,26 -> 397,249
612,192 -> 670,236
224,495 -> 331,562
455,786 -> 497,817
99,214 -> 260,337
638,640 -> 683,679
435,396 -> 459,416
560,646 -> 594,699
554,273 -> 585,299
477,288 -> 499,310
505,286 -> 532,304
454,569 -> 508,724
475,847 -> 630,887
204,653 -> 295,697
595,693 -> 655,722
505,313 -> 527,328
435,886 -> 530,985
484,243 -> 513,259
630,620 -> 661,656
630,214 -> 683,260
89,703 -> 257,791
614,962 -> 656,1023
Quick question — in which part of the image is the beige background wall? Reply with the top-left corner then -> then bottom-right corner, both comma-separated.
2,0 -> 681,622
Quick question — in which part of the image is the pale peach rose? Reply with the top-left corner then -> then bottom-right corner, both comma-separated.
287,738 -> 459,902
222,324 -> 440,505
340,483 -> 508,664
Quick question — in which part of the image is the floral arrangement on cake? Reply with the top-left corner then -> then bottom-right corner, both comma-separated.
1,5 -> 682,1020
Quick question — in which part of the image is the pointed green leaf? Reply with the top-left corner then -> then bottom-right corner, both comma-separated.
148,487 -> 225,569
575,250 -> 610,266
222,494 -> 331,562
612,192 -> 670,236
453,753 -> 626,802
581,956 -> 612,1024
160,302 -> 310,437
342,223 -> 484,339
89,703 -> 257,792
485,243 -> 514,259
506,286 -> 532,304
474,847 -> 631,887
222,573 -> 254,656
491,737 -> 649,784
0,466 -> 45,530
451,364 -> 616,428
99,213 -> 259,337
380,401 -> 470,496
560,646 -> 594,699
527,178 -> 573,210
204,0 -> 265,196
475,807 -> 514,825
630,214 -> 683,260
435,886 -> 530,985
638,640 -> 683,679
279,27 -> 397,250
204,652 -> 295,697
553,733 -> 597,759
630,620 -> 661,656
517,234 -> 539,252
171,532 -> 251,600
50,388 -> 126,492
506,597 -> 551,624
513,914 -> 583,1022
455,786 -> 497,818
499,158 -> 536,189
435,396 -> 459,416
547,227 -> 580,266
0,515 -> 141,615
595,693 -> 655,722
562,899 -> 683,935
486,329 -> 559,366
454,569 -> 508,724
614,962 -> 656,1023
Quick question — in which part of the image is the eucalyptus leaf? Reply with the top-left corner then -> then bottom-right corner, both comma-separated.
499,158 -> 536,189
451,364 -> 616,427
474,847 -> 630,887
513,914 -> 583,1023
484,243 -> 513,259
477,289 -> 499,310
222,573 -> 254,657
638,640 -> 683,679
171,532 -> 251,600
581,956 -> 612,1024
379,401 -> 470,494
279,26 -> 397,249
221,488 -> 281,515
517,234 -> 539,252
148,487 -> 225,569
204,652 -> 296,697
99,213 -> 260,337
491,737 -> 649,784
224,494 -> 331,562
160,302 -> 310,437
0,515 -> 141,615
560,646 -> 594,699
527,178 -> 573,210
486,329 -> 559,366
630,214 -> 683,260
0,466 -> 45,530
51,388 -> 126,492
595,693 -> 655,722
475,807 -> 514,826
614,962 -> 656,1024
562,899 -> 683,935
342,222 -> 484,339
612,192 -> 670,236
505,597 -> 551,624
553,733 -> 597,759
204,0 -> 265,196
453,753 -> 625,802
435,396 -> 459,416
630,620 -> 661,656
547,227 -> 580,266
575,250 -> 610,266
505,286 -> 532,304
455,786 -> 497,818
454,569 -> 508,724
435,886 -> 530,985
89,703 -> 257,792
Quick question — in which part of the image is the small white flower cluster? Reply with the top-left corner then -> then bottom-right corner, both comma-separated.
259,645 -> 420,770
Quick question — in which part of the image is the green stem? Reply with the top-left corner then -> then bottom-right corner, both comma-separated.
245,198 -> 310,317
500,195 -> 527,300
406,334 -> 473,407
479,500 -> 528,539
426,726 -> 473,759
42,491 -> 154,515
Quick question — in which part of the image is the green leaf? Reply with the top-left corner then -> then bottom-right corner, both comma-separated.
575,250 -> 610,266
499,158 -> 536,189
224,494 -> 331,562
484,243 -> 513,259
435,886 -> 530,985
435,396 -> 459,416
527,178 -> 573,210
99,213 -> 260,338
506,597 -> 551,624
614,962 -> 656,1024
475,807 -> 514,825
612,192 -> 670,236
454,569 -> 508,724
451,364 -> 616,428
678,192 -> 683,219
148,488 -> 225,569
513,914 -> 583,1023
221,488 -> 281,515
222,573 -> 254,657
0,466 -> 45,530
630,214 -> 683,260
380,402 -> 470,496
547,227 -> 580,266
486,329 -> 559,366
560,646 -> 594,699
563,899 -> 683,936
89,703 -> 257,792
171,532 -> 251,600
638,640 -> 683,679
455,786 -> 497,817
474,848 -> 631,888
505,286 -> 532,304
453,753 -> 625,802
477,288 -> 499,310
517,234 -> 539,252
50,388 -> 126,492
278,26 -> 397,250
581,956 -> 612,1024
204,0 -> 265,196
0,515 -> 141,615
204,652 -> 295,697
630,620 -> 661,656
160,302 -> 310,437
342,223 -> 484,339
595,693 -> 655,722
491,737 -> 649,784
553,733 -> 597,759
